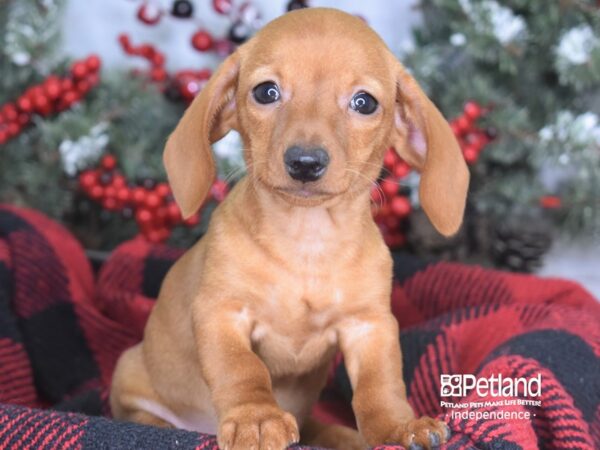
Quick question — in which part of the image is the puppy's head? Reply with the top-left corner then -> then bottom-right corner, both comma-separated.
164,8 -> 469,236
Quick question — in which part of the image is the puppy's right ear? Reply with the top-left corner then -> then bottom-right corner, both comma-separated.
164,52 -> 240,218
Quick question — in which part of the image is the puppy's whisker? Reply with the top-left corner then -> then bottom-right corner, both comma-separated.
344,168 -> 385,208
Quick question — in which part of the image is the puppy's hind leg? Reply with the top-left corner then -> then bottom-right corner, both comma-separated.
301,416 -> 367,450
110,343 -> 174,428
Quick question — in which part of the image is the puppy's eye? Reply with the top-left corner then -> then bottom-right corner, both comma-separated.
350,92 -> 378,115
253,82 -> 281,104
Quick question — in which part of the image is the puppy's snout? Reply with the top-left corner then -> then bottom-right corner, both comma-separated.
284,146 -> 330,183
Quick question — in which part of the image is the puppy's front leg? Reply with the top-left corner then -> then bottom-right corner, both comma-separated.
194,304 -> 299,450
339,314 -> 450,450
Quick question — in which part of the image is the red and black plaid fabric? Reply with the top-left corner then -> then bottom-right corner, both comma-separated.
0,203 -> 599,450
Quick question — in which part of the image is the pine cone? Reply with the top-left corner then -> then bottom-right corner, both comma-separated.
490,215 -> 553,273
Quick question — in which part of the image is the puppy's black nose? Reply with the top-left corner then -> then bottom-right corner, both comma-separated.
284,146 -> 330,182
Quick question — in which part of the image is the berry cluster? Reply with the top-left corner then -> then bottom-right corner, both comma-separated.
78,154 -> 229,242
372,148 -> 413,248
450,101 -> 495,164
118,34 -> 213,102
0,55 -> 101,145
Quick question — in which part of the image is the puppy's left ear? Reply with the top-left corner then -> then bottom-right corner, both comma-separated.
163,51 -> 240,219
389,61 -> 470,236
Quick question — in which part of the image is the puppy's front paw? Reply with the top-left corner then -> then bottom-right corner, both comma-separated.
383,417 -> 450,450
218,403 -> 299,450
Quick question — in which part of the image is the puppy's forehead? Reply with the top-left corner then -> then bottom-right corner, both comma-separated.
241,8 -> 392,82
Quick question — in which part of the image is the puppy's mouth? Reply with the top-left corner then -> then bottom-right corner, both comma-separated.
275,186 -> 337,199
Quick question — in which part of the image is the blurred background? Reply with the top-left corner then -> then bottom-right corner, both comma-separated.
1,0 -> 599,294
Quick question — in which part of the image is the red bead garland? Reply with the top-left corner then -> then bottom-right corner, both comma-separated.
0,55 -> 101,145
118,34 -> 213,102
78,154 -> 229,243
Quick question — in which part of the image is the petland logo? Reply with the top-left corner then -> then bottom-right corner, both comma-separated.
440,373 -> 542,398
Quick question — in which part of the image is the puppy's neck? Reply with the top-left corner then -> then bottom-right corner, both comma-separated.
229,177 -> 373,261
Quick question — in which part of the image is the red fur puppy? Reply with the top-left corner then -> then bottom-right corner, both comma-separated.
110,8 -> 469,450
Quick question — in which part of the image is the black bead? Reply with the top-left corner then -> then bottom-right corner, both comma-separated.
485,127 -> 498,140
99,172 -> 113,186
171,0 -> 193,18
142,178 -> 157,190
122,207 -> 134,219
228,21 -> 251,44
287,0 -> 308,11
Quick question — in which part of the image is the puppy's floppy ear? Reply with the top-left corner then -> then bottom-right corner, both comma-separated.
163,52 -> 240,218
390,61 -> 469,236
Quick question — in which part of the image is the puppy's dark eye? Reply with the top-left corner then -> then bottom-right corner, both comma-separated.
253,82 -> 281,104
350,92 -> 378,115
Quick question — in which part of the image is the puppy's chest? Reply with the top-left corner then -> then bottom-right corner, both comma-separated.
250,282 -> 344,376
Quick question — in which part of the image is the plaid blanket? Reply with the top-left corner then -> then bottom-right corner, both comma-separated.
0,203 -> 599,450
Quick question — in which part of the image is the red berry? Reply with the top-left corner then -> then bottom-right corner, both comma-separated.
87,73 -> 100,88
101,154 -> 117,171
156,182 -> 171,198
136,208 -> 153,225
145,192 -> 161,209
132,187 -> 147,205
390,196 -> 411,217
456,116 -> 471,133
192,30 -> 213,52
157,228 -> 171,242
151,53 -> 165,67
380,177 -> 398,197
2,104 -> 18,122
79,171 -> 97,189
464,101 -> 482,120
62,90 -> 79,108
197,69 -> 212,80
385,215 -> 400,230
102,197 -> 118,210
33,95 -> 51,116
17,113 -> 29,126
76,80 -> 91,94
137,3 -> 162,25
385,233 -> 406,248
44,80 -> 62,100
71,61 -> 88,80
167,202 -> 182,223
383,149 -> 397,169
370,185 -> 383,204
61,79 -> 74,92
112,174 -> 126,189
118,34 -> 131,52
540,195 -> 561,209
85,54 -> 101,72
150,67 -> 167,82
17,97 -> 33,113
90,185 -> 104,200
116,187 -> 130,203
7,122 -> 20,137
393,162 -> 411,178
104,186 -> 117,199
213,0 -> 232,14
463,145 -> 478,164
146,230 -> 162,243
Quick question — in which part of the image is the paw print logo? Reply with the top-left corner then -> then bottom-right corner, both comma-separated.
440,374 -> 462,397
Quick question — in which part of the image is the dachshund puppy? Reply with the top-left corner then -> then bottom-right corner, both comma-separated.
110,8 -> 469,450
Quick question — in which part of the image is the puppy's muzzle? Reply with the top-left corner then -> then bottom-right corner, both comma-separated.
284,146 -> 330,183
